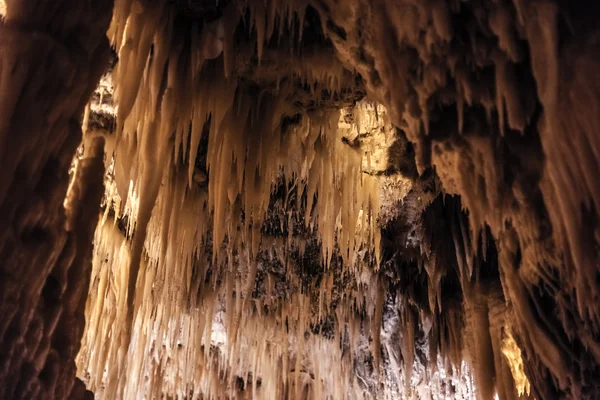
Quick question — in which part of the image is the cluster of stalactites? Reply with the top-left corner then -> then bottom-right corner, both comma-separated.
324,2 -> 585,394
107,0 -> 375,294
373,1 -> 599,395
76,104 -> 382,398
410,199 -> 531,400
78,213 -> 368,398
76,0 -> 382,398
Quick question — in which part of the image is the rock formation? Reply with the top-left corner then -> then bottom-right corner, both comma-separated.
0,0 -> 599,399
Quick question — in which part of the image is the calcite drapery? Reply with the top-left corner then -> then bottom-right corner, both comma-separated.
1,0 -> 600,399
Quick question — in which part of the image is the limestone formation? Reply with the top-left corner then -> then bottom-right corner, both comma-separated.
0,0 -> 599,399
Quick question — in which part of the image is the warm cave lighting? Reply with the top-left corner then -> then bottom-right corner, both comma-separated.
502,331 -> 531,397
2,0 -> 599,399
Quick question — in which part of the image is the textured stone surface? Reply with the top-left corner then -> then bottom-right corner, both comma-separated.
1,0 -> 600,399
0,0 -> 112,398
75,1 -> 599,398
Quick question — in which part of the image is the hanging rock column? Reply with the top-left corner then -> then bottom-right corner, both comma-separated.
0,1 -> 113,398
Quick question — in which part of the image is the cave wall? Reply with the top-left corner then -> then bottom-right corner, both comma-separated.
0,0 -> 112,398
